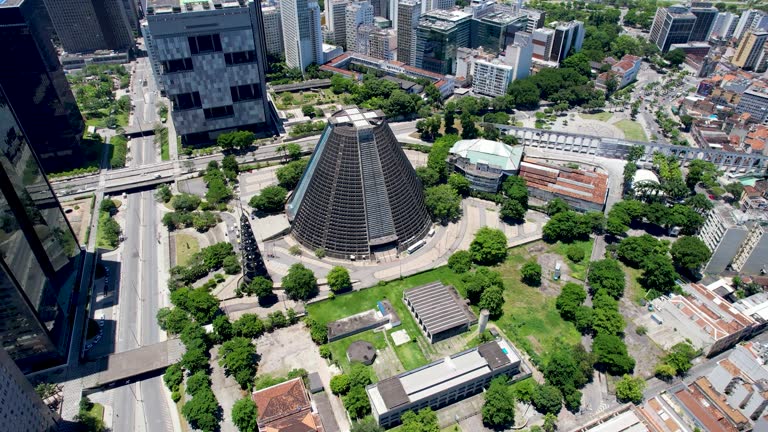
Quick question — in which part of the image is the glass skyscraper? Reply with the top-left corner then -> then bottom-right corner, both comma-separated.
0,84 -> 82,373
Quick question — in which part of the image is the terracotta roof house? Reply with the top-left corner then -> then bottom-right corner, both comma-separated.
253,378 -> 323,432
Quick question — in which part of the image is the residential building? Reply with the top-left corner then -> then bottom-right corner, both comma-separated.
403,282 -> 477,343
287,107 -> 431,260
734,9 -> 766,41
689,4 -> 718,42
345,0 -> 374,54
733,31 -> 768,70
356,25 -> 396,59
0,85 -> 83,373
502,32 -> 533,80
143,0 -> 276,145
252,378 -> 322,431
43,0 -> 133,53
710,12 -> 738,40
471,60 -> 516,97
699,205 -> 768,273
327,0 -> 350,47
397,0 -> 421,65
281,0 -> 323,71
649,5 -> 697,53
0,349 -> 58,431
531,27 -> 554,61
0,0 -> 85,173
261,4 -> 284,57
596,54 -> 642,91
367,339 -> 526,427
549,20 -> 584,63
519,160 -> 609,212
414,9 -> 472,75
736,85 -> 768,124
448,138 -> 523,192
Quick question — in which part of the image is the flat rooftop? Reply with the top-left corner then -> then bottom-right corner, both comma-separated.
0,0 -> 24,8
147,0 -> 246,14
329,107 -> 385,128
403,282 -> 476,337
366,339 -> 521,415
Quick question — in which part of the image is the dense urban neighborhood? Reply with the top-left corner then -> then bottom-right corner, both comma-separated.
1,0 -> 768,432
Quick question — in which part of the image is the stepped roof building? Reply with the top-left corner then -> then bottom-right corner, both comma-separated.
286,107 -> 431,259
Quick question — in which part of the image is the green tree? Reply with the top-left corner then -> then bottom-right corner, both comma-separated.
217,130 -> 254,150
349,363 -> 373,388
592,307 -> 626,336
502,176 -> 528,207
232,397 -> 259,432
157,307 -> 191,335
213,315 -> 233,343
615,375 -> 646,404
222,155 -> 239,173
416,115 -> 442,142
424,184 -> 462,223
155,184 -> 172,203
327,266 -> 352,293
171,193 -> 201,212
460,112 -> 479,139
182,388 -> 221,432
249,186 -> 288,213
240,276 -> 274,299
427,134 -> 459,181
532,384 -> 562,415
479,285 -> 505,318
654,363 -> 677,381
286,143 -> 303,160
330,374 -> 351,395
482,377 -> 516,429
233,313 -> 265,339
684,193 -> 714,212
640,254 -> 677,294
670,236 -> 711,272
469,227 -> 508,265
344,386 -> 371,419
350,417 -> 385,432
545,198 -> 570,216
163,363 -> 184,392
521,260 -> 542,286
664,48 -> 686,66
588,259 -> 625,298
448,173 -> 472,196
500,198 -> 526,222
617,234 -> 668,268
187,370 -> 212,395
566,244 -> 585,262
664,342 -> 697,376
593,333 -> 635,375
183,287 -> 220,324
400,408 -> 439,432
276,159 -> 309,190
282,263 -> 318,300
219,337 -> 258,389
556,283 -> 587,321
415,167 -> 440,187
448,250 -> 472,273
542,211 -> 591,242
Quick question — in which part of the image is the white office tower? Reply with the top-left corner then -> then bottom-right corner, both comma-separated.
262,4 -> 285,57
327,0 -> 351,47
734,9 -> 766,41
281,0 -> 323,71
532,28 -> 554,61
710,12 -> 738,40
503,32 -> 533,81
397,0 -> 420,65
345,1 -> 374,54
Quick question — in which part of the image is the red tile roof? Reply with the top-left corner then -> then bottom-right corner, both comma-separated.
253,378 -> 319,432
519,160 -> 609,206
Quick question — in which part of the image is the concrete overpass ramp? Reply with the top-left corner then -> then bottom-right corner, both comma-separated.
85,339 -> 184,392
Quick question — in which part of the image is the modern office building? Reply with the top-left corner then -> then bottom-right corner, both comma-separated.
520,8 -> 544,33
733,31 -> 768,70
649,5 -> 697,53
710,12 -> 738,40
734,9 -> 766,41
287,107 -> 431,260
0,85 -> 83,373
448,138 -> 523,192
531,27 -> 554,61
345,0 -> 374,53
0,0 -> 85,174
414,9 -> 471,75
736,85 -> 768,124
121,0 -> 140,32
43,0 -> 134,53
327,0 -> 350,47
366,338 -> 524,427
261,4 -> 284,57
397,0 -> 421,65
689,4 -> 718,42
356,25 -> 396,60
468,2 -> 527,54
281,0 -> 323,71
549,20 -> 584,62
143,0 -> 276,145
0,349 -> 58,431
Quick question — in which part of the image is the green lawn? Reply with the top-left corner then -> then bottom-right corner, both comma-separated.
307,267 -> 463,371
495,244 -> 582,363
157,127 -> 170,161
89,402 -> 104,422
614,119 -> 648,142
175,233 -> 200,266
549,239 -> 594,281
327,329 -> 387,374
96,211 -> 117,250
580,112 -> 613,122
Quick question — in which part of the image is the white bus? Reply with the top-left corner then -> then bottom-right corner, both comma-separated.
406,240 -> 426,255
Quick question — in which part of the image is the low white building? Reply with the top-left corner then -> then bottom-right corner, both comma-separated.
448,138 -> 523,192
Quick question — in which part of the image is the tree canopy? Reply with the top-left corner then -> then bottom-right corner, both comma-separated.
327,266 -> 352,293
482,377 -> 516,429
282,264 -> 318,300
231,397 -> 259,432
249,186 -> 287,213
670,236 -> 711,272
424,184 -> 462,224
587,259 -> 625,299
469,227 -> 508,265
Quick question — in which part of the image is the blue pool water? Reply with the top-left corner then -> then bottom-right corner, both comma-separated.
502,348 -> 508,354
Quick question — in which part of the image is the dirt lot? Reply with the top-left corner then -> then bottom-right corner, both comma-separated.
620,296 -> 666,379
61,196 -> 94,245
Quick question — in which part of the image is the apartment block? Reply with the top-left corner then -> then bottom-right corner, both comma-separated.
356,25 -> 396,59
736,85 -> 768,124
531,28 -> 554,61
397,0 -> 420,65
734,9 -> 766,41
281,0 -> 323,70
699,205 -> 768,273
261,4 -> 284,57
345,1 -> 374,53
733,31 -> 768,70
143,0 -> 276,145
43,0 -> 134,53
327,0 -> 350,47
0,349 -> 58,431
649,5 -> 697,53
731,223 -> 767,274
710,12 -> 738,40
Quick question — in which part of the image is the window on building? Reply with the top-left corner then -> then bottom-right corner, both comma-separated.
188,34 -> 222,55
162,57 -> 194,74
230,84 -> 262,103
203,105 -> 234,119
224,50 -> 258,65
172,92 -> 202,110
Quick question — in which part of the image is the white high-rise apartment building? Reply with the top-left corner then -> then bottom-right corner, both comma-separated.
711,12 -> 738,39
503,32 -> 533,81
327,0 -> 351,47
345,1 -> 374,54
262,4 -> 285,57
734,9 -> 766,41
281,0 -> 323,71
472,60 -> 516,97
